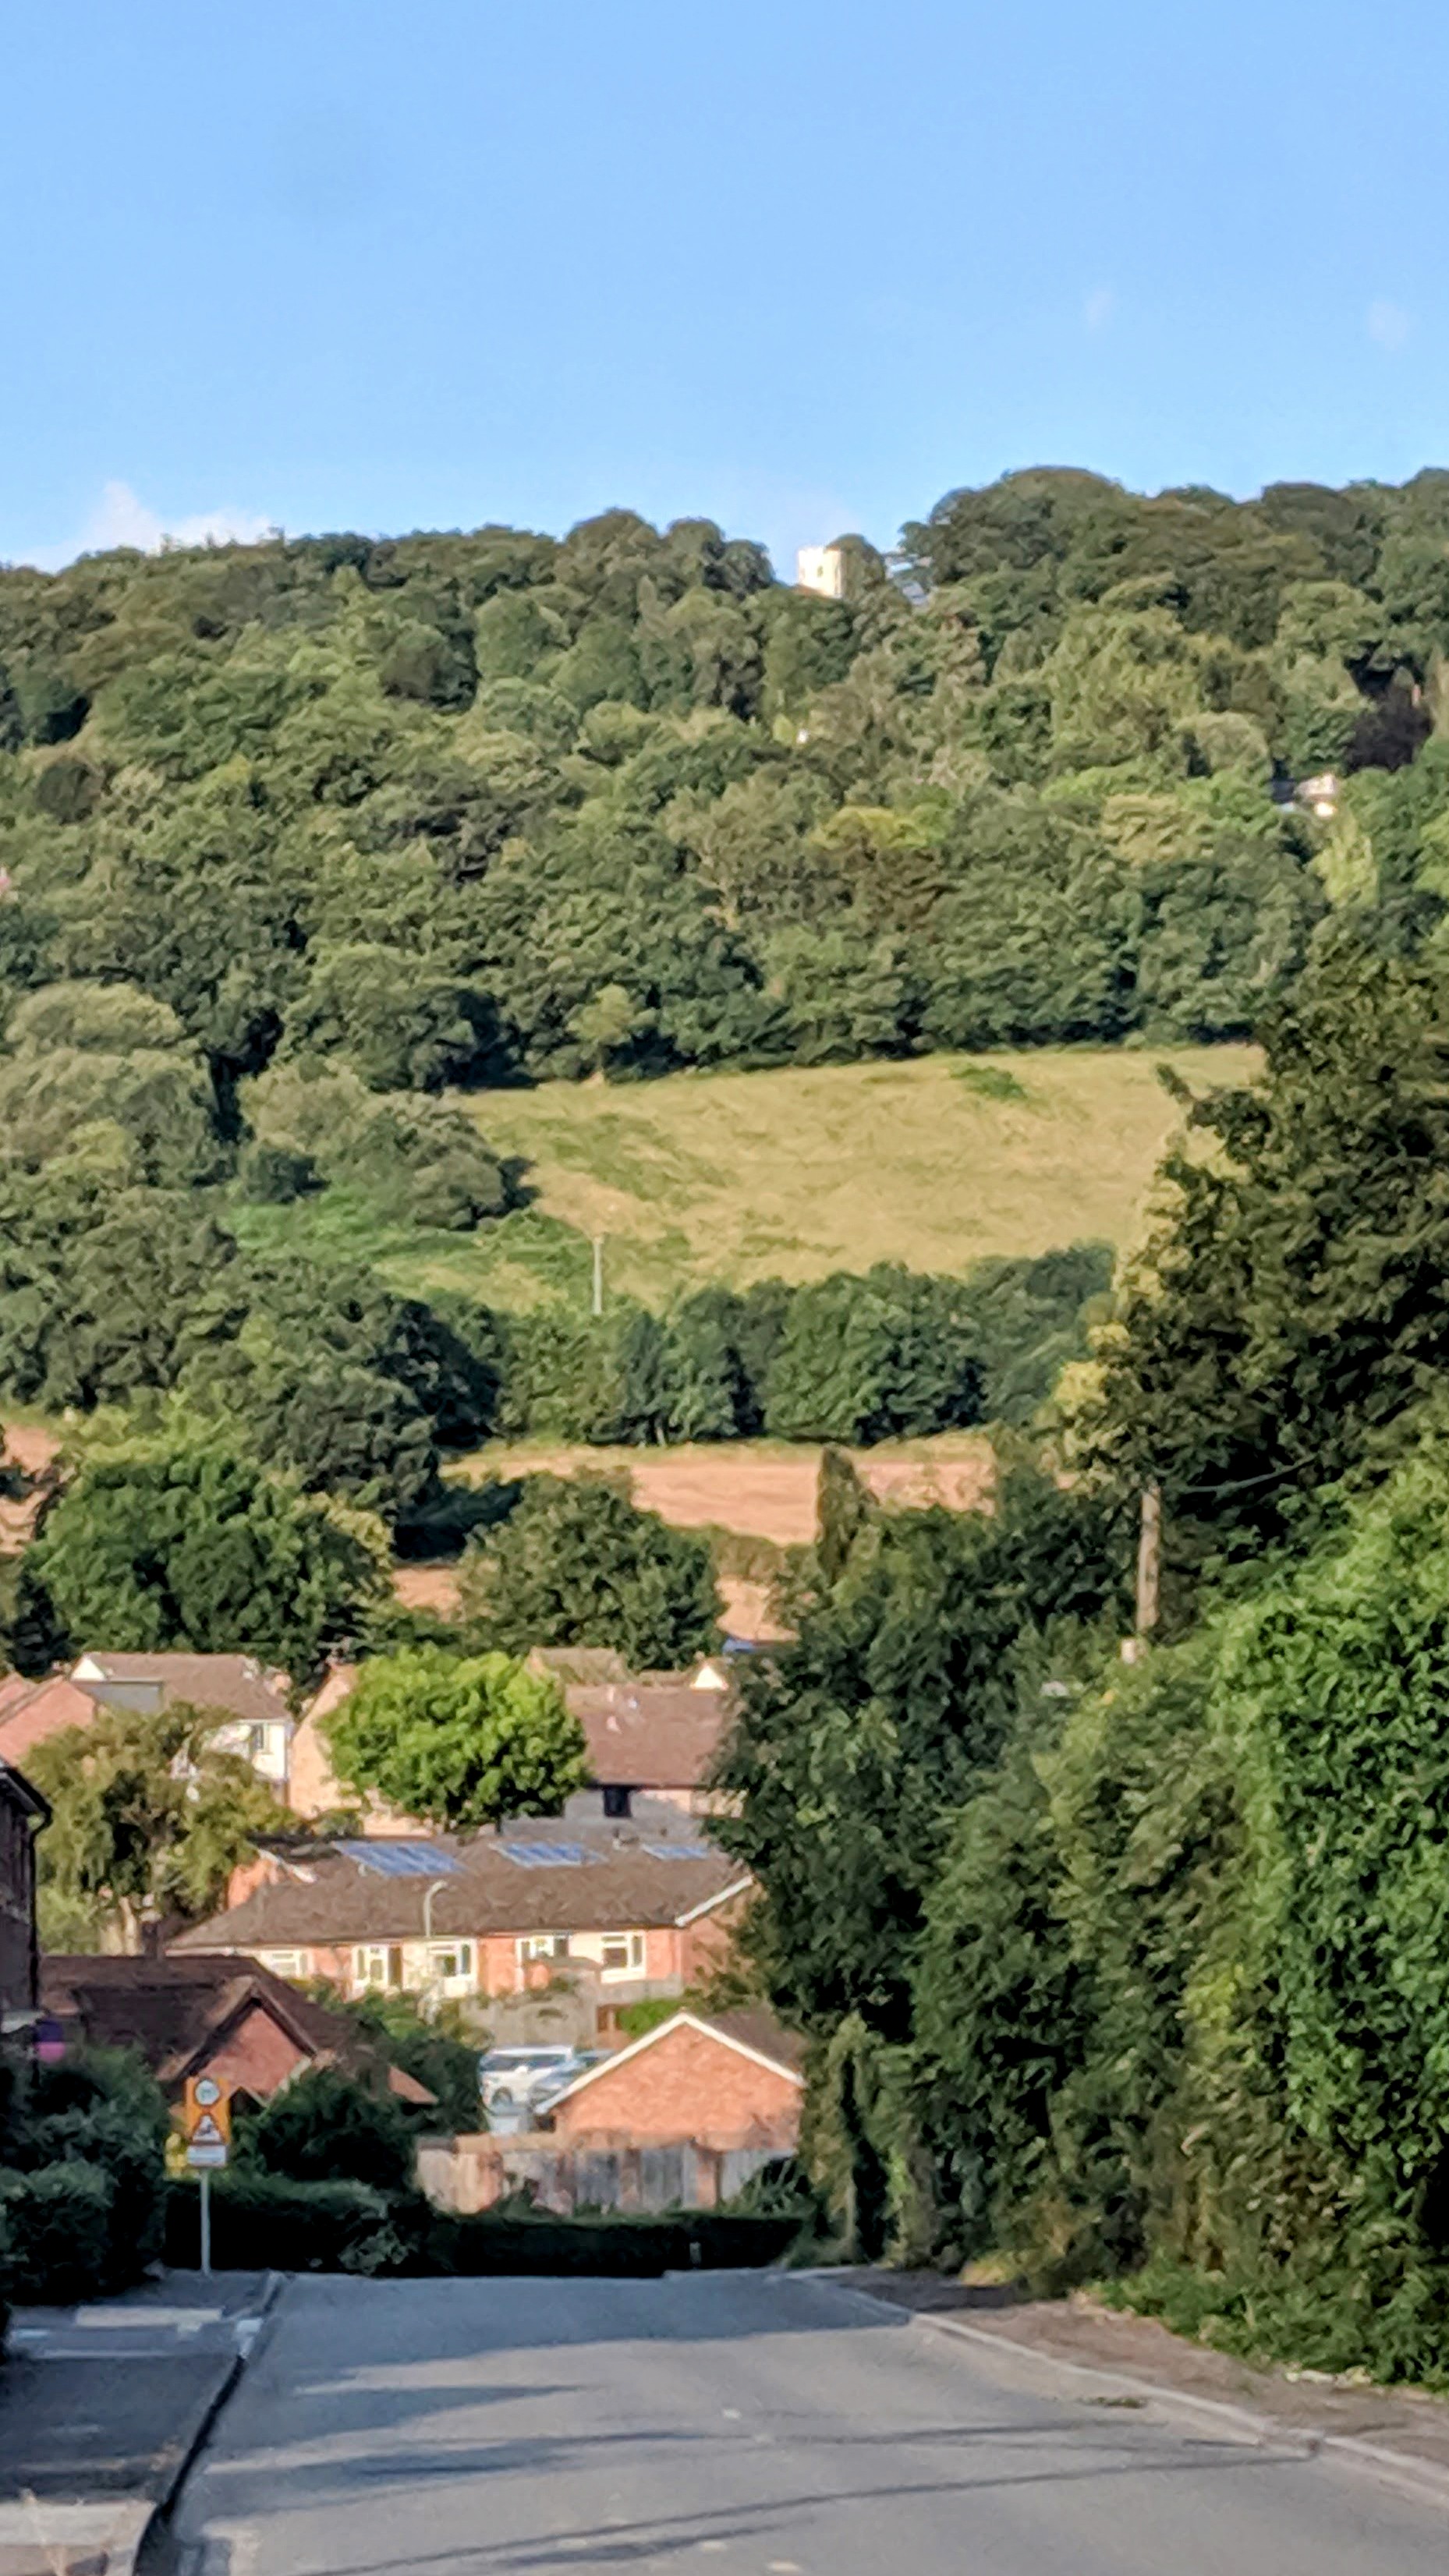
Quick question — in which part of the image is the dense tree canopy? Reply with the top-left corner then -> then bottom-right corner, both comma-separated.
5,465 -> 1444,1199
324,1644 -> 588,1830
26,1430 -> 387,1675
459,1471 -> 722,1668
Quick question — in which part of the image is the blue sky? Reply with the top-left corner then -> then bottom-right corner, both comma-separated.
3,1 -> 1445,575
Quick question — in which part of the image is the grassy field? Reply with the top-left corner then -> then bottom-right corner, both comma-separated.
235,1043 -> 1256,1311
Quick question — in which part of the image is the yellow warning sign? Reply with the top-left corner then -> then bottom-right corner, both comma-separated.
182,2073 -> 232,2168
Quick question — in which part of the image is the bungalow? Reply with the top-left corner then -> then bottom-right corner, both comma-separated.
544,2008 -> 804,2155
0,1653 -> 294,1792
40,1953 -> 434,2110
168,1816 -> 752,2033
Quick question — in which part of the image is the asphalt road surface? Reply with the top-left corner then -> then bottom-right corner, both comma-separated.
152,2271 -> 1445,2576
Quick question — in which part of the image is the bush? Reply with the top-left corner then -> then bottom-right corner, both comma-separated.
161,2178 -> 801,2277
243,2067 -> 417,2193
0,2047 -> 169,2297
421,2210 -> 802,2276
19,2099 -> 168,2279
165,2171 -> 407,2274
1,2164 -> 114,2303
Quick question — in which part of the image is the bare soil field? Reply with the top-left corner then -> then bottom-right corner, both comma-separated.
454,1432 -> 995,1547
0,1418 -> 61,1552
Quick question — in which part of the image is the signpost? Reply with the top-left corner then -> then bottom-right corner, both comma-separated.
182,2073 -> 232,2274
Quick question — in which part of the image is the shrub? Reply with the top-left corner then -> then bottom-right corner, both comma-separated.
243,2067 -> 417,2193
165,2171 -> 406,2273
0,2047 -> 169,2295
1,2164 -> 114,2303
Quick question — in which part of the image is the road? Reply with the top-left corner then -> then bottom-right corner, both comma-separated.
151,2271 -> 1445,2576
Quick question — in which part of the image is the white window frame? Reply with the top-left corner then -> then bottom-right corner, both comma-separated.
261,1948 -> 310,1979
354,1944 -> 400,1989
516,1933 -> 569,1966
599,1931 -> 646,1979
427,1941 -> 474,1983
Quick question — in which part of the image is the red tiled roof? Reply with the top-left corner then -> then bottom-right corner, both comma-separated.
0,1677 -> 100,1767
39,1953 -> 433,2103
73,1654 -> 291,1729
569,1679 -> 735,1790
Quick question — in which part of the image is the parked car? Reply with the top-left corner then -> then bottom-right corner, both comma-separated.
479,2044 -> 583,2118
530,2049 -> 608,2112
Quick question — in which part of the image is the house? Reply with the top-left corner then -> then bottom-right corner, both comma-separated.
288,1651 -> 741,1829
39,1954 -> 434,2111
559,1661 -> 738,1819
168,1817 -> 753,2037
0,1758 -> 49,2042
0,1654 -> 295,1792
544,2008 -> 803,2154
796,544 -> 846,600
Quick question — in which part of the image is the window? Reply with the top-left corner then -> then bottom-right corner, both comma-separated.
354,1944 -> 402,1989
261,1949 -> 310,1980
600,1932 -> 646,1975
427,1943 -> 473,1983
601,1785 -> 632,1820
517,1934 -> 569,1963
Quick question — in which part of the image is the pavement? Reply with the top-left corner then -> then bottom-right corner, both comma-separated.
145,2269 -> 1448,2576
839,2268 -> 1449,2500
0,2273 -> 276,2576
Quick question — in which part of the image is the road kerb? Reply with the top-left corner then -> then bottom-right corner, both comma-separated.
110,2271 -> 289,2576
802,2273 -> 1449,2516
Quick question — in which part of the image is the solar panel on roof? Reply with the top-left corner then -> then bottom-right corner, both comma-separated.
498,1840 -> 598,1868
640,1841 -> 715,1861
337,1841 -> 462,1877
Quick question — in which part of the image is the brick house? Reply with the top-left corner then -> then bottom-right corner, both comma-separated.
39,1954 -> 434,2111
0,1654 -> 294,1793
544,2008 -> 804,2153
0,1757 -> 49,2043
168,1817 -> 753,2033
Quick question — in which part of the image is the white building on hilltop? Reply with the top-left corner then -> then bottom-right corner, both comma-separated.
795,544 -> 847,600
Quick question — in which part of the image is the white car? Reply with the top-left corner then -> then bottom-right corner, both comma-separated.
478,2045 -> 584,2119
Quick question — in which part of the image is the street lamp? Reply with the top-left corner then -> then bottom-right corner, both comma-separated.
420,1877 -> 451,2012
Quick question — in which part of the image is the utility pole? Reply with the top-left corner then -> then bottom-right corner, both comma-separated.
591,1235 -> 604,1319
1135,1481 -> 1162,1642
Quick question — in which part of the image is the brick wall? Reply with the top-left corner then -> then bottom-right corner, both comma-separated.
200,2002 -> 311,2100
549,2019 -> 801,2153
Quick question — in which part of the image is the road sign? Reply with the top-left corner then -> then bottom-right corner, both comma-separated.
182,2073 -> 232,2170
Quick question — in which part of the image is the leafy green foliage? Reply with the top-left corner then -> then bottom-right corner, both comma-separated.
459,1471 -> 721,1667
327,1987 -> 483,2132
324,1644 -> 587,1830
713,1463 -> 1128,2039
26,1429 -> 386,1675
23,1700 -> 289,1948
1079,936 -> 1449,1591
0,2047 -> 169,2301
241,2066 -> 417,2194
